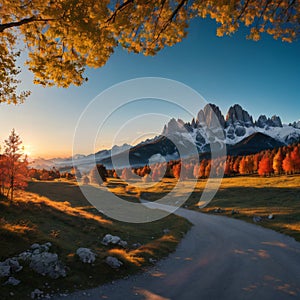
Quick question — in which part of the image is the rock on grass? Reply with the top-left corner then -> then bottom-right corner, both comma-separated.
76,248 -> 96,264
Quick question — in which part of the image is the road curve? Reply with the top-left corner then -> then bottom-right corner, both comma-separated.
54,202 -> 300,300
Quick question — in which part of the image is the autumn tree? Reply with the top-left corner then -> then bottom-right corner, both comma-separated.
273,148 -> 284,174
282,152 -> 293,174
215,159 -> 226,177
258,154 -> 273,176
40,171 -> 50,181
28,168 -> 40,180
173,162 -> 181,180
156,163 -> 167,178
204,161 -> 211,178
1,0 -> 299,103
233,156 -> 241,174
89,164 -> 108,185
2,129 -> 29,200
0,155 -> 8,194
121,168 -> 134,181
224,156 -> 234,176
253,153 -> 261,173
71,166 -> 82,181
140,165 -> 151,177
210,159 -> 222,177
282,145 -> 300,174
142,174 -> 152,183
290,145 -> 300,173
184,162 -> 194,179
151,168 -> 160,182
239,156 -> 254,175
151,163 -> 165,182
164,161 -> 174,178
193,164 -> 200,179
82,175 -> 90,185
113,170 -> 119,179
198,159 -> 208,178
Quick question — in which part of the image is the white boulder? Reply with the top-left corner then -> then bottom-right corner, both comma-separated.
30,252 -> 66,279
18,250 -> 33,261
102,234 -> 121,245
76,248 -> 96,264
105,256 -> 123,269
5,258 -> 23,272
102,234 -> 127,248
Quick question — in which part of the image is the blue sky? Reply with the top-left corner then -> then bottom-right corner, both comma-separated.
0,18 -> 299,158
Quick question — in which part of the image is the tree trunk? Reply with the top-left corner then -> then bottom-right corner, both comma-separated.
10,175 -> 14,201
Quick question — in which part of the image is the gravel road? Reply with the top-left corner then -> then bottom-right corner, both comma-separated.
54,202 -> 300,300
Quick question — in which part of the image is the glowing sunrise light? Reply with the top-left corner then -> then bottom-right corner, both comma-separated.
23,144 -> 32,157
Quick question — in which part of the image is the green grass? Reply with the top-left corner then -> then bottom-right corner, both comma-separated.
141,175 -> 300,242
0,181 -> 191,300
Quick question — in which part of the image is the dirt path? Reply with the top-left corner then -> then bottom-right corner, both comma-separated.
54,202 -> 300,300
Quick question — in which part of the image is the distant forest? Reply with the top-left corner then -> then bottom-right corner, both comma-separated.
28,142 -> 300,184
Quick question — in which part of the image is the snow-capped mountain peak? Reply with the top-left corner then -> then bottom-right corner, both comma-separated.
30,103 -> 300,171
162,103 -> 300,146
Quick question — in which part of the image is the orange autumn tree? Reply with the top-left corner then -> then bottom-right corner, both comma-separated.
283,146 -> 300,174
173,161 -> 188,180
1,129 -> 29,200
0,155 -> 8,195
151,163 -> 166,182
282,152 -> 293,174
199,159 -> 208,178
1,1 -> 299,104
173,162 -> 181,180
273,148 -> 284,174
151,167 -> 160,182
121,167 -> 134,181
290,145 -> 300,173
239,156 -> 254,175
258,153 -> 273,176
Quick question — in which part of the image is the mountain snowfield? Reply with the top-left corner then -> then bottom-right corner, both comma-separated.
162,103 -> 300,146
185,122 -> 300,147
31,104 -> 300,171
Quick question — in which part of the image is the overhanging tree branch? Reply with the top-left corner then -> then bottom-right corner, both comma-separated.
106,0 -> 134,23
153,0 -> 188,44
0,16 -> 56,33
0,16 -> 36,32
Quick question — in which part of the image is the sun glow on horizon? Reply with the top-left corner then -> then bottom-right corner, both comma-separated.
22,144 -> 33,157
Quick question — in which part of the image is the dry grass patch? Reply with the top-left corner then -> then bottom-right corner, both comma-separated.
0,181 -> 191,300
138,175 -> 300,242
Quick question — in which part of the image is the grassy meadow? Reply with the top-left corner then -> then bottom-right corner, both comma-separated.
0,181 -> 191,299
141,175 -> 300,242
1,175 -> 299,299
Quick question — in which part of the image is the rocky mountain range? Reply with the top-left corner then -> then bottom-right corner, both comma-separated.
162,103 -> 299,145
32,104 -> 300,171
99,103 -> 299,168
